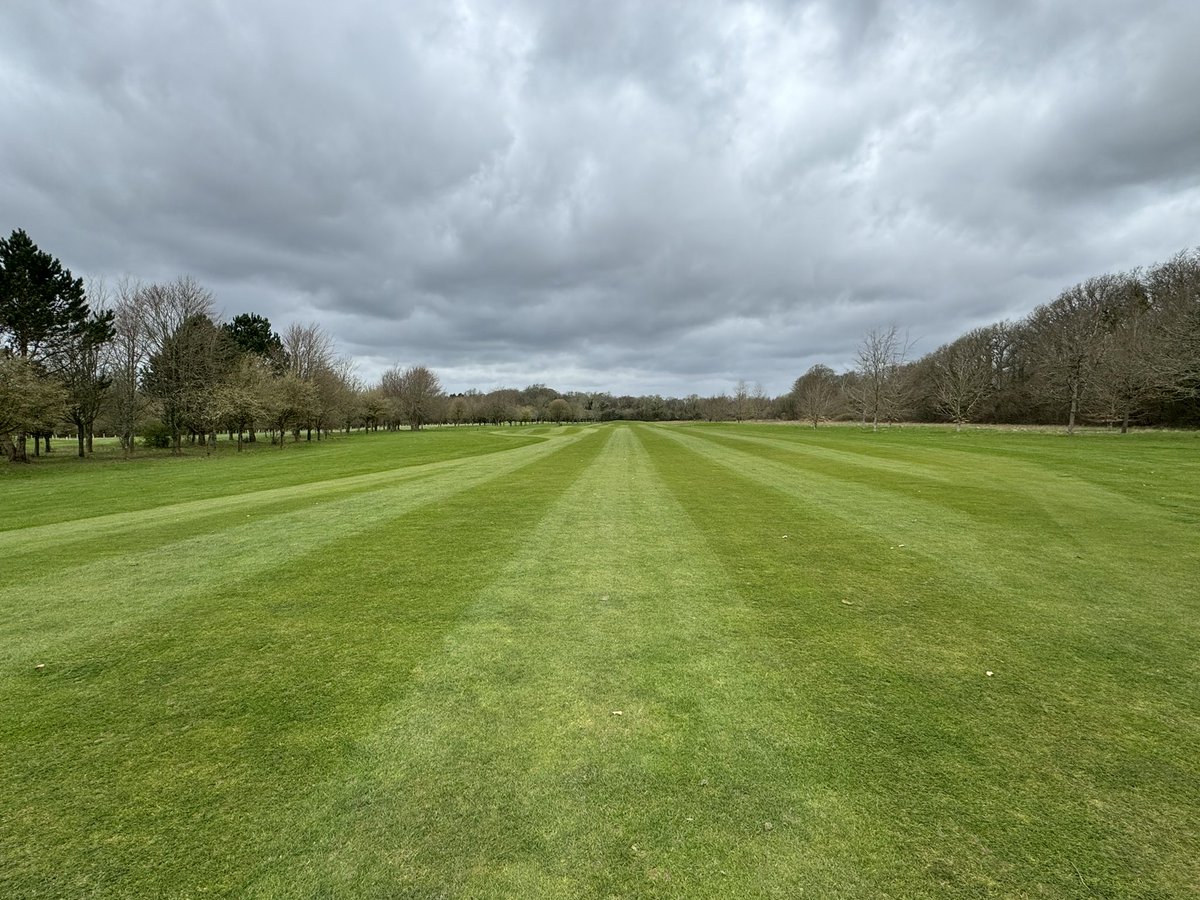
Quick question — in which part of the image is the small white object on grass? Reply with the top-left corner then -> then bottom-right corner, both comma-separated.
986,671 -> 994,677
611,710 -> 623,715
35,663 -> 45,671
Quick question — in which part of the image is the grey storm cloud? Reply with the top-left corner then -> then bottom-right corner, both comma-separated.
2,0 -> 1197,395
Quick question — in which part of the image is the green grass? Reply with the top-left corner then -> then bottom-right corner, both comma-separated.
2,423 -> 1197,898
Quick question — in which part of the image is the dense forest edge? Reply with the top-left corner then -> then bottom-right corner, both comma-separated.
2,228 -> 1198,463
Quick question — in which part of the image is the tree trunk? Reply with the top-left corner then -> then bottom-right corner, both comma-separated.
86,429 -> 93,454
1067,389 -> 1078,435
236,430 -> 243,452
77,431 -> 86,458
1120,409 -> 1130,434
5,434 -> 26,462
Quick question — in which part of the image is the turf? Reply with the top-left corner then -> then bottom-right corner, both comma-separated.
1,423 -> 1197,898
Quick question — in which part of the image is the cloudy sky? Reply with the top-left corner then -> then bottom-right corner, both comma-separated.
2,1 -> 1197,395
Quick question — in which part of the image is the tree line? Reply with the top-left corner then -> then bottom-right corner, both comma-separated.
833,252 -> 1199,434
2,229 -> 1198,463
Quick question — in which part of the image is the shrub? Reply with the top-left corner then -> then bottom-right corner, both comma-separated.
140,421 -> 172,449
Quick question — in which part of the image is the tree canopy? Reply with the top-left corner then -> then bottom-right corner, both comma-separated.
0,229 -> 105,364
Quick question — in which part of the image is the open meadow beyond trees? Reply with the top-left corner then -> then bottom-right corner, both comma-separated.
1,423 -> 1198,898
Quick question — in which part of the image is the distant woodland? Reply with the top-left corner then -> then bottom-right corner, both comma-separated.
2,228 -> 1198,462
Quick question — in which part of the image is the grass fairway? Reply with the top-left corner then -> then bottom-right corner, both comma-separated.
2,423 -> 1198,898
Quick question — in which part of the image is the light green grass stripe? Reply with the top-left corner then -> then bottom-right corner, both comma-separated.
244,425 -> 897,898
0,429 -> 590,667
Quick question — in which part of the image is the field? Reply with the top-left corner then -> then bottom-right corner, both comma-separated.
2,423 -> 1198,898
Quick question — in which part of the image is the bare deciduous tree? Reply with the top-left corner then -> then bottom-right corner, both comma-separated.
1145,249 -> 1200,402
310,358 -> 356,440
105,278 -> 151,455
791,364 -> 841,427
446,395 -> 470,426
855,325 -> 912,431
547,397 -> 572,423
732,380 -> 751,422
1086,275 -> 1160,433
213,355 -> 272,451
1026,276 -> 1123,434
281,322 -> 335,380
140,277 -> 226,452
55,279 -> 116,456
262,371 -> 316,446
929,328 -> 996,432
381,365 -> 444,431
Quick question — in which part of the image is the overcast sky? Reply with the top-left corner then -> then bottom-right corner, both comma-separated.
2,1 -> 1197,395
